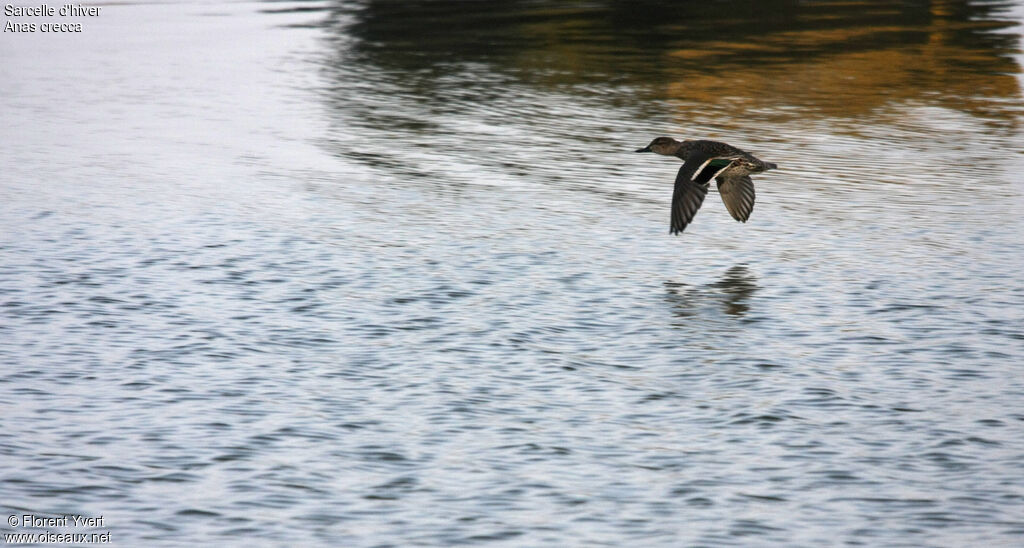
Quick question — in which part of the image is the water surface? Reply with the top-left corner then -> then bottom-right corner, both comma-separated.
2,1 -> 1023,546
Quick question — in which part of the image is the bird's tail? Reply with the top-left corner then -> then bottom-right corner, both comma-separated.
765,162 -> 778,170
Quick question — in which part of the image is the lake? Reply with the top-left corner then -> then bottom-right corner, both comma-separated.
2,1 -> 1023,545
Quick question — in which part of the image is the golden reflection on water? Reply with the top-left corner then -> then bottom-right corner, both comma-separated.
333,0 -> 1021,127
663,20 -> 1020,121
316,0 -> 1023,199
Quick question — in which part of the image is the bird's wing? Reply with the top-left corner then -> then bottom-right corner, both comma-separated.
716,174 -> 756,222
671,156 -> 711,235
693,158 -> 736,185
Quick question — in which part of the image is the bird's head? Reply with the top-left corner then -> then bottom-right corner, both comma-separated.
635,137 -> 684,156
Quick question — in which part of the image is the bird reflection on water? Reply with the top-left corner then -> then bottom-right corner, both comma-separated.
664,265 -> 759,320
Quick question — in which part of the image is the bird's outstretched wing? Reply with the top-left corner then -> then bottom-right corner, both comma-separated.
671,155 -> 712,235
716,174 -> 756,222
694,159 -> 736,185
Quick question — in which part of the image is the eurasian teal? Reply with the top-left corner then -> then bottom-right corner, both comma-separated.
636,137 -> 777,235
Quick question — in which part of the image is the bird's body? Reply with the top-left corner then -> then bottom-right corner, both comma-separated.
635,137 -> 777,235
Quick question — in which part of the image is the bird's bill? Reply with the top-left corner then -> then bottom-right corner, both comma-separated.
635,146 -> 652,153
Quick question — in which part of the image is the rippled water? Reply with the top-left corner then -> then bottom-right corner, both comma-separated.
3,1 -> 1024,546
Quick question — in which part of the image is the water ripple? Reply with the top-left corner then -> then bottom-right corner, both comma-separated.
2,0 -> 1023,546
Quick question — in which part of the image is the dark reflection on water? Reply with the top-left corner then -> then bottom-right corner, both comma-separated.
314,0 -> 1023,205
325,0 -> 1021,123
665,265 -> 759,319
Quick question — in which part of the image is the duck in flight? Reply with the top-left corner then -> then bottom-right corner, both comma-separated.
635,137 -> 777,235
